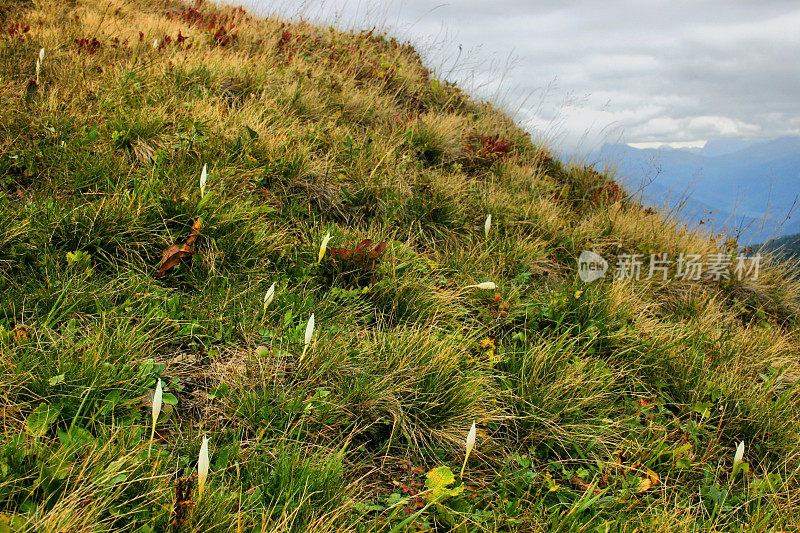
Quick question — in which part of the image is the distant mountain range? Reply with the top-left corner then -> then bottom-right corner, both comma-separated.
758,232 -> 800,260
589,136 -> 800,244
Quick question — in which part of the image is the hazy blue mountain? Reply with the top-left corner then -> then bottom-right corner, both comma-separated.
591,136 -> 800,244
698,139 -> 755,157
757,232 -> 800,260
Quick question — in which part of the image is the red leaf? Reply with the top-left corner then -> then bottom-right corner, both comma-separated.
354,239 -> 372,253
366,241 -> 387,259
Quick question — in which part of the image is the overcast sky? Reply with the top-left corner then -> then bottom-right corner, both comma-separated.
238,0 -> 800,154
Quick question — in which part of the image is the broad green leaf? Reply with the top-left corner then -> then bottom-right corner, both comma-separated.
102,457 -> 130,486
0,513 -> 25,533
732,460 -> 749,479
244,124 -> 259,139
693,401 -> 711,419
751,472 -> 781,492
57,426 -> 94,447
208,383 -> 229,400
426,465 -> 455,489
424,466 -> 465,502
48,374 -> 65,386
26,403 -> 61,437
244,486 -> 263,506
40,458 -> 70,481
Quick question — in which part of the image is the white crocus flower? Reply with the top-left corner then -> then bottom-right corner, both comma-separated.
731,440 -> 749,479
305,313 -> 315,345
197,435 -> 209,498
460,421 -> 477,479
199,164 -> 208,198
317,233 -> 332,263
148,378 -> 163,455
484,214 -> 492,238
35,48 -> 44,85
263,282 -> 276,312
734,441 -> 745,465
465,282 -> 497,290
300,313 -> 315,362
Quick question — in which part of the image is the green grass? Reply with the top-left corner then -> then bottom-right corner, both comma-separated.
1,0 -> 800,531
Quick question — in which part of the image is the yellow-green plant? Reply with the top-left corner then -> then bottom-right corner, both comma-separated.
318,233 -> 332,263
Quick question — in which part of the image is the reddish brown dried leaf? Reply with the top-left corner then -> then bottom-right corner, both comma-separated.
329,247 -> 352,260
366,241 -> 387,259
186,218 -> 203,245
570,476 -> 591,491
354,239 -> 372,253
570,476 -> 601,494
636,468 -> 660,493
13,324 -> 30,343
157,219 -> 203,276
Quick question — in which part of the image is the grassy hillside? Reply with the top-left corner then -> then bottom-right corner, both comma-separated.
1,1 -> 800,531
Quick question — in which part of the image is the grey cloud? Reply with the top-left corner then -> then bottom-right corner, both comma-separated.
240,0 -> 800,152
